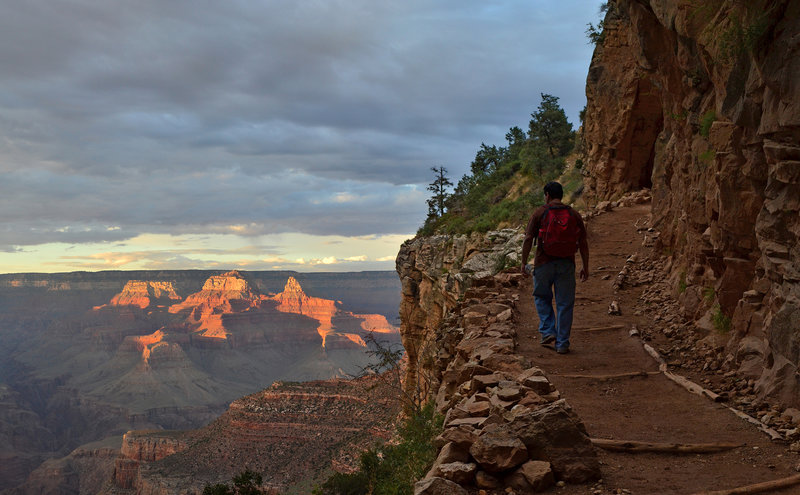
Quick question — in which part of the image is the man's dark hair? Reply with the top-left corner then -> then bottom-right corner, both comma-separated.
544,181 -> 564,199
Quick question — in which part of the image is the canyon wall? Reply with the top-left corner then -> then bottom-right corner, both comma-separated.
583,0 -> 800,406
396,229 -> 524,403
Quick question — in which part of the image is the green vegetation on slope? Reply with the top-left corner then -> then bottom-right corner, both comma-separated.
419,93 -> 581,236
313,402 -> 443,495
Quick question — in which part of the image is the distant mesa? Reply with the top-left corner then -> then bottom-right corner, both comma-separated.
93,271 -> 400,349
94,280 -> 182,310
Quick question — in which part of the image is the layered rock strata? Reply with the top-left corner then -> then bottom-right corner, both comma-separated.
583,0 -> 800,406
95,281 -> 182,310
109,377 -> 398,493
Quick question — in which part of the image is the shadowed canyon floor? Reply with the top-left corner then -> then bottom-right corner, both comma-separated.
516,203 -> 797,494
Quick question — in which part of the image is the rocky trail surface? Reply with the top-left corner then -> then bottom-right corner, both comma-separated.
516,202 -> 798,494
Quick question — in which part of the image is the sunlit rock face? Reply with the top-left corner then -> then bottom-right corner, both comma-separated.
271,276 -> 338,345
583,0 -> 800,405
96,281 -> 182,310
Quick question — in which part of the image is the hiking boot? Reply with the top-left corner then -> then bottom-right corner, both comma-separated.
540,335 -> 555,346
556,347 -> 570,354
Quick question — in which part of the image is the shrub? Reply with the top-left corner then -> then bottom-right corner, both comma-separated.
203,470 -> 266,495
313,402 -> 443,495
699,110 -> 716,138
698,149 -> 715,169
678,271 -> 687,294
703,286 -> 715,304
712,304 -> 732,333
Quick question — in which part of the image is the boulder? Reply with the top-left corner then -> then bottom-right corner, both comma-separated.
469,428 -> 529,473
475,470 -> 501,489
507,401 -> 601,482
414,477 -> 469,495
433,425 -> 478,450
517,460 -> 555,491
431,462 -> 477,485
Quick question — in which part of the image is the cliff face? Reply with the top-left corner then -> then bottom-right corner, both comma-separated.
396,229 -> 524,401
99,281 -> 182,310
583,0 -> 800,406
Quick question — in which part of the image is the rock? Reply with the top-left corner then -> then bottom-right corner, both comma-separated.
434,425 -> 479,450
414,477 -> 469,495
471,373 -> 507,393
435,442 -> 470,464
518,460 -> 555,490
519,375 -> 553,395
783,408 -> 800,425
475,470 -> 501,489
434,461 -> 477,485
507,401 -> 601,482
505,461 -> 555,493
469,428 -> 529,473
463,398 -> 492,417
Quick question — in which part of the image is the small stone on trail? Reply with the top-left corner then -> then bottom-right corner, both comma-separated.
608,300 -> 621,315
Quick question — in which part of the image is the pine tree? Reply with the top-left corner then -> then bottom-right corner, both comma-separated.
528,93 -> 575,159
426,166 -> 453,218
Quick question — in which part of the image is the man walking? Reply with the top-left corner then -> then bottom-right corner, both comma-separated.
520,181 -> 589,354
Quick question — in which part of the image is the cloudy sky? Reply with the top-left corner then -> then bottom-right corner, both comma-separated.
0,0 -> 600,273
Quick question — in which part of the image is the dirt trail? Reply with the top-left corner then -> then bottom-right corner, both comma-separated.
517,202 -> 797,495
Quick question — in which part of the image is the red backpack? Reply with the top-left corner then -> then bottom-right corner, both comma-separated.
538,205 -> 580,257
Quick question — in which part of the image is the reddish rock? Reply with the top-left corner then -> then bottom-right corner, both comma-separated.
508,401 -> 600,483
431,461 -> 477,485
434,425 -> 479,450
469,428 -> 528,474
96,280 -> 182,310
475,470 -> 501,489
414,476 -> 469,495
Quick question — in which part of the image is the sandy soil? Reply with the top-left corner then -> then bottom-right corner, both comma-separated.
515,202 -> 799,495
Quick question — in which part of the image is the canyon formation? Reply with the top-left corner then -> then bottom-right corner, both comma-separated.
0,271 -> 400,492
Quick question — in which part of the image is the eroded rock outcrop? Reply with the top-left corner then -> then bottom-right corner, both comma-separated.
397,231 -> 600,492
583,0 -> 800,406
396,229 -> 523,401
96,281 -> 182,310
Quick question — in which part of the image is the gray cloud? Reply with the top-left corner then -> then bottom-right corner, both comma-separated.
0,0 -> 598,253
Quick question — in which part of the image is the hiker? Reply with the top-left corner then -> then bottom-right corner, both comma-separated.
520,181 -> 589,354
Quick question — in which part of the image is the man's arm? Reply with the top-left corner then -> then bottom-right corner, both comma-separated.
578,236 -> 589,281
575,211 -> 589,281
521,235 -> 534,275
520,211 -> 539,274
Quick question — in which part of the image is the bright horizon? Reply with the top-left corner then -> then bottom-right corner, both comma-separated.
0,1 -> 600,273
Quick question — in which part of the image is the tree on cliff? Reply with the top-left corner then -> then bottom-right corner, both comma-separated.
528,93 -> 575,159
426,166 -> 453,218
